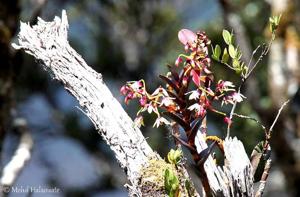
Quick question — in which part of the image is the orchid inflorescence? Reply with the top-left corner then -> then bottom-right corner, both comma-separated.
121,29 -> 245,129
121,15 -> 282,196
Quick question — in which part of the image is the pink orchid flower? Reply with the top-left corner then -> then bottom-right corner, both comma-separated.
178,29 -> 197,45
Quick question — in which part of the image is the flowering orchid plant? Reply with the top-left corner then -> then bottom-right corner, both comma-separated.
120,15 -> 282,196
120,29 -> 249,194
121,29 -> 245,131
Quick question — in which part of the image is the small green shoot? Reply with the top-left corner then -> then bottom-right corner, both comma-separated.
164,168 -> 180,197
167,149 -> 182,165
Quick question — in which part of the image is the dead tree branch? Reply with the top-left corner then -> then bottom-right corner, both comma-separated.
0,118 -> 33,195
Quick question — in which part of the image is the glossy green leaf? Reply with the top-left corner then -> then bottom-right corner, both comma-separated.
222,29 -> 232,45
212,44 -> 221,61
228,44 -> 236,58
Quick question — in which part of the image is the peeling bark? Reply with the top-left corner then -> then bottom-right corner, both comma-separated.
195,133 -> 254,196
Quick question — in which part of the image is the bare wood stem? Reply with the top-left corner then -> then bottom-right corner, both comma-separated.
233,113 -> 267,132
255,159 -> 272,197
0,118 -> 33,195
268,100 -> 289,134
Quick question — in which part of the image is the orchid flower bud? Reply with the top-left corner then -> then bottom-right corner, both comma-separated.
178,29 -> 197,46
120,85 -> 128,95
175,57 -> 183,67
224,117 -> 232,126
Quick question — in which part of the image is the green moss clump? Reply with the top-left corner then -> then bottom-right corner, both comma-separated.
139,157 -> 197,197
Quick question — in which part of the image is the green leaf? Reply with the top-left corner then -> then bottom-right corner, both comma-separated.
212,55 -> 219,61
228,44 -> 236,58
236,49 -> 242,60
167,149 -> 174,164
241,62 -> 248,75
164,169 -> 172,191
213,44 -> 221,61
164,168 -> 179,197
269,14 -> 281,33
167,149 -> 182,165
233,58 -> 242,75
211,46 -> 219,61
221,48 -> 229,63
222,29 -> 232,45
232,58 -> 240,68
235,68 -> 242,75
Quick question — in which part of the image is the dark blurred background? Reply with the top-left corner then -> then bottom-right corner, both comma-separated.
0,0 -> 300,196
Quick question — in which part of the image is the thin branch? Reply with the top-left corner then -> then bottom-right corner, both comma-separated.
255,159 -> 272,197
268,99 -> 290,134
246,33 -> 275,79
215,59 -> 237,71
253,100 -> 289,196
233,113 -> 267,132
226,83 -> 243,138
246,45 -> 261,71
226,33 -> 276,138
0,118 -> 33,195
246,35 -> 274,79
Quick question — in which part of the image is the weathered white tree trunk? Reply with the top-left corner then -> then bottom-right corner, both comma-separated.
12,10 -> 157,196
12,10 -> 255,196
